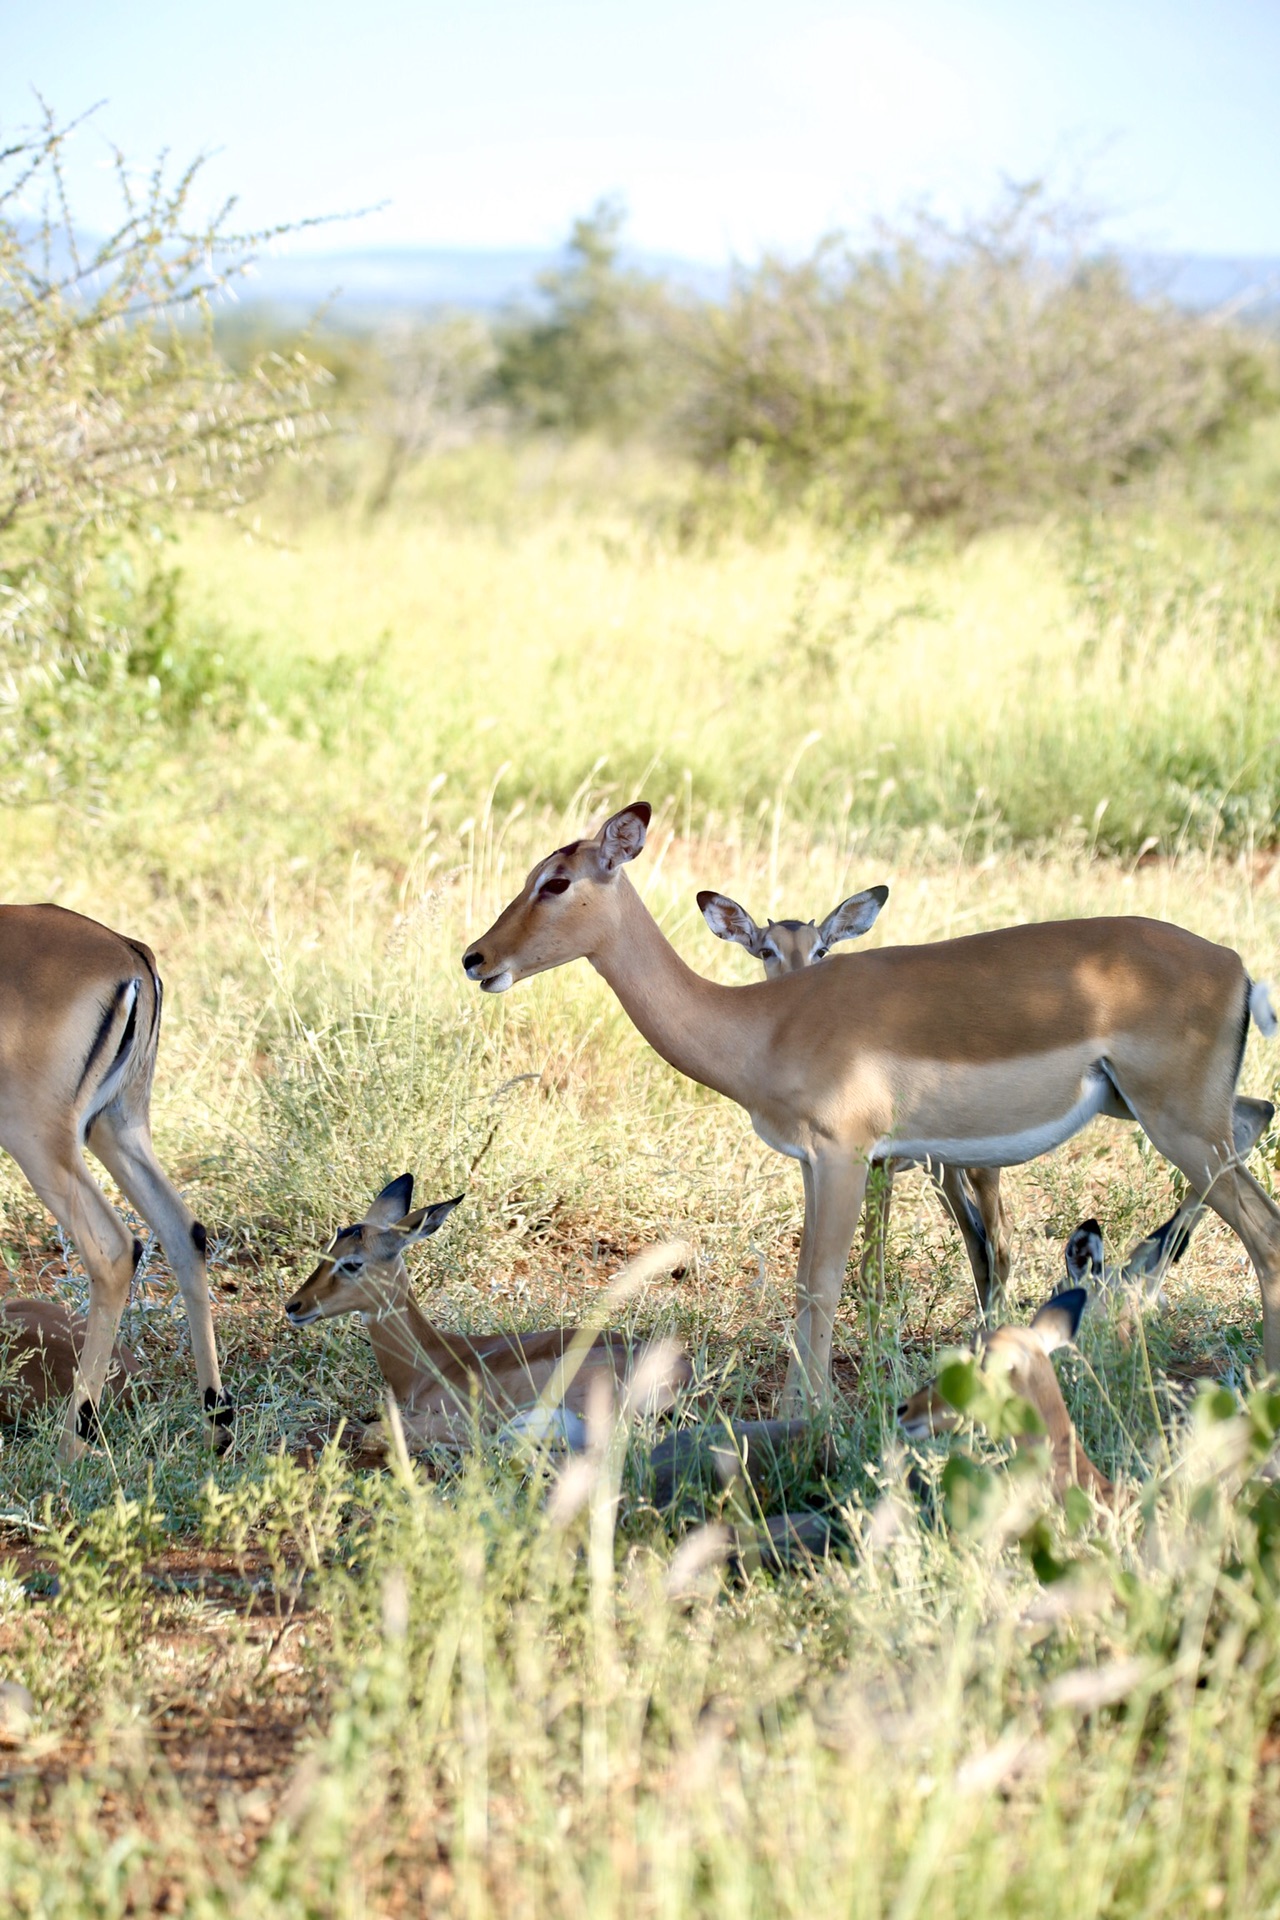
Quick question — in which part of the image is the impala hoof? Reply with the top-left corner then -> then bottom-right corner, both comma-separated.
204,1387 -> 235,1452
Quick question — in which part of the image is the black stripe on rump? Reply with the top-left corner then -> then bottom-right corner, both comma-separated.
1234,980 -> 1253,1087
124,938 -> 163,1040
75,980 -> 134,1104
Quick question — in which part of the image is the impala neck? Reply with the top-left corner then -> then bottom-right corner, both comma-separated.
364,1289 -> 442,1400
588,875 -> 764,1106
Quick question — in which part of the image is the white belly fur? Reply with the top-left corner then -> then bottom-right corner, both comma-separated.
874,1063 -> 1116,1169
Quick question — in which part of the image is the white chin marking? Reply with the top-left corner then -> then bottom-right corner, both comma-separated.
481,970 -> 514,994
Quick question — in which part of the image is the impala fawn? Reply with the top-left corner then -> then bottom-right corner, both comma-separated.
697,881 -> 1011,1308
285,1174 -> 690,1452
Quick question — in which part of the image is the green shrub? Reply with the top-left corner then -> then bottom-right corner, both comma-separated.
674,183 -> 1279,530
0,104 -> 328,798
492,197 -> 682,437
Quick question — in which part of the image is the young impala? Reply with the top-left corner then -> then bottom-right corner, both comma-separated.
0,1297 -> 141,1425
897,1278 -> 1113,1502
698,884 -> 1011,1306
462,800 -> 1280,1411
284,1175 -> 689,1451
0,903 -> 230,1460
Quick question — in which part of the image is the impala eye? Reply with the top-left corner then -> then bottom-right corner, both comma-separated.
538,875 -> 571,898
333,1258 -> 361,1277
811,945 -> 829,962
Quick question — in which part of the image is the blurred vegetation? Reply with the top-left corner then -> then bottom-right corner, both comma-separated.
3,118 -> 1280,849
678,187 -> 1279,528
0,106 -> 328,800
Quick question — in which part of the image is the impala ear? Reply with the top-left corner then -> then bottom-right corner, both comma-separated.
365,1173 -> 415,1226
1063,1218 -> 1105,1286
595,802 -> 651,873
396,1195 -> 464,1243
818,885 -> 888,948
1029,1287 -> 1088,1355
697,891 -> 764,954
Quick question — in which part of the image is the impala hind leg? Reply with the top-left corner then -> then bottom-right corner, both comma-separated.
1196,1164 -> 1280,1374
1124,1107 -> 1280,1374
930,1166 -> 996,1311
782,1156 -> 867,1415
4,1131 -> 141,1463
968,1167 -> 1012,1310
87,1110 -> 230,1442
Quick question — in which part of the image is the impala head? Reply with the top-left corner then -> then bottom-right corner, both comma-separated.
697,885 -> 888,978
897,1286 -> 1088,1439
462,802 -> 652,992
284,1175 -> 462,1325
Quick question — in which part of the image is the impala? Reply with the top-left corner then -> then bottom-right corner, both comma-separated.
0,1297 -> 141,1424
897,1277 -> 1113,1502
284,1174 -> 689,1451
698,883 -> 1010,1306
0,904 -> 230,1460
462,801 -> 1280,1409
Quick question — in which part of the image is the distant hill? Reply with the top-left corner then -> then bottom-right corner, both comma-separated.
233,243 -> 727,325
14,222 -> 1278,328
230,242 -> 1280,329
1124,253 -> 1280,315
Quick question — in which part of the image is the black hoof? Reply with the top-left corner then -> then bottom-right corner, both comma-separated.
204,1387 -> 235,1450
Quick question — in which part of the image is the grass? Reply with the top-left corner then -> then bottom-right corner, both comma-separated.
3,438 -> 1280,1912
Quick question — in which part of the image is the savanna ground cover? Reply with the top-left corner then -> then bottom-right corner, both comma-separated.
3,423 -> 1280,1915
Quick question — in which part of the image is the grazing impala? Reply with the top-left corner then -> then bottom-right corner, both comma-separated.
0,904 -> 229,1460
897,1279 -> 1113,1502
698,883 -> 1011,1306
462,800 -> 1280,1410
284,1175 -> 689,1451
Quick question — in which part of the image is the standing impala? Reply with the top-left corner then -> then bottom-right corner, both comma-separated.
0,903 -> 230,1459
462,801 -> 1280,1410
698,884 -> 1010,1306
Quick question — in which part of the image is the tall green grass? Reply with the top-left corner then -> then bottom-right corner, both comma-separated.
147,434 -> 1280,862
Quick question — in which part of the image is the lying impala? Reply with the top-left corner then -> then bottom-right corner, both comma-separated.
284,1175 -> 689,1451
0,1297 -> 141,1424
0,904 -> 230,1460
698,883 -> 1011,1306
462,800 -> 1280,1411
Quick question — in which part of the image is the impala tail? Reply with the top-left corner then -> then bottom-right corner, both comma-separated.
1250,979 -> 1278,1039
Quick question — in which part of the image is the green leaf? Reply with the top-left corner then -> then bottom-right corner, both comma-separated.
937,1358 -> 981,1413
1193,1385 -> 1239,1428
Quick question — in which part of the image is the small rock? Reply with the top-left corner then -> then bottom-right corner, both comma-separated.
0,1681 -> 34,1746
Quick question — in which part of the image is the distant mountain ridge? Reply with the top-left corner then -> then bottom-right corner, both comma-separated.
12,220 -> 1278,325
234,243 -> 726,322
231,242 -> 1280,326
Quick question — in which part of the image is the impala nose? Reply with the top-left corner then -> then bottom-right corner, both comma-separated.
462,948 -> 485,978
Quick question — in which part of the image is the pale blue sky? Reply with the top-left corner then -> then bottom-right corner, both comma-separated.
2,1 -> 1278,260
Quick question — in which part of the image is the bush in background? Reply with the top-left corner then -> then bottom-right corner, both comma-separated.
675,183 -> 1279,528
0,105 -> 328,799
491,197 -> 683,438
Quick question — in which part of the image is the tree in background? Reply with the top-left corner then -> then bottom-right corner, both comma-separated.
363,313 -> 497,514
492,196 -> 677,437
0,104 -> 329,796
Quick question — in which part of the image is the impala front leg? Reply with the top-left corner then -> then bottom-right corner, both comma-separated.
782,1153 -> 868,1415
